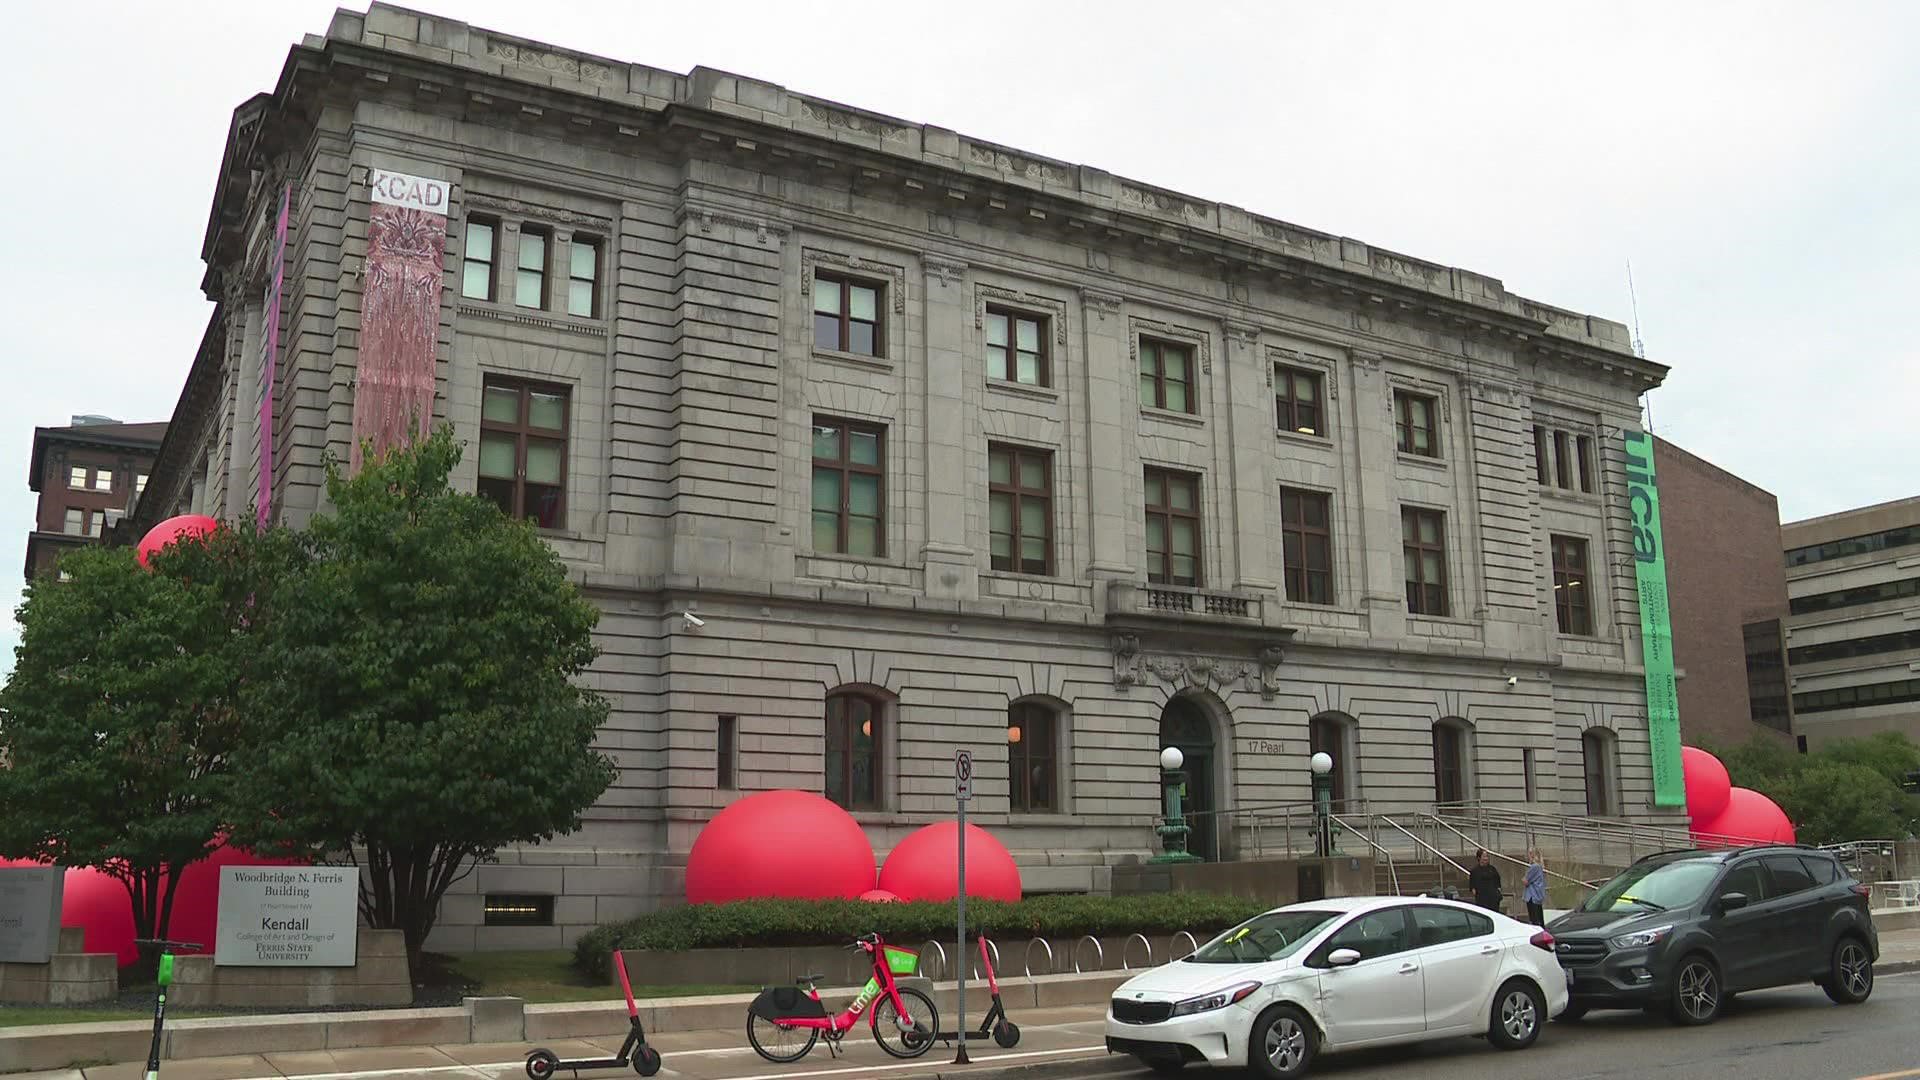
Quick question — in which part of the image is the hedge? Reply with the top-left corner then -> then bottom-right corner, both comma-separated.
575,893 -> 1271,976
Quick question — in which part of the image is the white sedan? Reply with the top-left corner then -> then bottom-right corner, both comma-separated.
1104,895 -> 1569,1079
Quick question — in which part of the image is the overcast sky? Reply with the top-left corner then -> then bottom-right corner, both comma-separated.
3,1 -> 1916,675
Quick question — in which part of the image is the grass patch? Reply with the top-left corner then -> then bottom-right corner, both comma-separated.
443,950 -> 753,1003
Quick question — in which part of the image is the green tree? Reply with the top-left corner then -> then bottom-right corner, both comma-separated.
0,537 -> 258,965
1712,731 -> 1920,844
224,428 -> 616,975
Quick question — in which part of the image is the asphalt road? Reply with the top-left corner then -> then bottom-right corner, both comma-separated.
1089,969 -> 1920,1080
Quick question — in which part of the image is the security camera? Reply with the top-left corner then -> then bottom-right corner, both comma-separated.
1506,675 -> 1519,688
680,611 -> 706,629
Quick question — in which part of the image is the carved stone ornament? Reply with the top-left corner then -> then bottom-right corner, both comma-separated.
923,255 -> 967,288
1254,217 -> 1335,256
677,206 -> 789,245
966,143 -> 1067,184
1268,347 -> 1337,400
1224,322 -> 1261,349
1129,316 -> 1213,373
800,100 -> 909,142
464,192 -> 613,231
485,39 -> 611,83
976,284 -> 1069,345
1258,646 -> 1285,698
1080,288 -> 1124,319
801,249 -> 908,314
1118,182 -> 1207,222
1111,633 -> 1142,687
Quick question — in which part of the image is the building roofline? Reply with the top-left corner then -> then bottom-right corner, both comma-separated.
27,423 -> 168,494
1782,493 -> 1920,532
1652,436 -> 1779,505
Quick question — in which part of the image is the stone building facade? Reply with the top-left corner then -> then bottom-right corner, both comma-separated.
134,4 -> 1673,948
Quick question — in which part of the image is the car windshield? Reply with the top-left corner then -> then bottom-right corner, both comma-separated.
1582,858 -> 1720,913
1187,910 -> 1339,964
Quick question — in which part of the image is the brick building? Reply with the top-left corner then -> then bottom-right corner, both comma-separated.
24,417 -> 166,580
1649,438 -> 1794,749
134,5 -> 1674,948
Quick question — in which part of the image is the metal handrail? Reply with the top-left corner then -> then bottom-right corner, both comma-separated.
1324,815 -> 1401,894
1416,812 -> 1603,889
1350,812 -> 1470,876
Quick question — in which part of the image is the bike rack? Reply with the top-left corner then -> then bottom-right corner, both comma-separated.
918,939 -> 949,982
1072,935 -> 1104,973
1170,931 -> 1199,961
977,937 -> 1002,980
1121,934 -> 1152,970
1023,937 -> 1054,978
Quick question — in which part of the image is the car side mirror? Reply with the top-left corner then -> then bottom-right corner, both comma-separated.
1326,948 -> 1362,968
1716,891 -> 1749,912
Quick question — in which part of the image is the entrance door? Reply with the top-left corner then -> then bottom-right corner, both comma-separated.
1160,696 -> 1218,861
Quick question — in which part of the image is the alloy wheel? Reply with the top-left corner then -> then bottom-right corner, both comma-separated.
1264,1016 -> 1307,1074
1839,943 -> 1872,998
1678,961 -> 1718,1022
1501,988 -> 1538,1042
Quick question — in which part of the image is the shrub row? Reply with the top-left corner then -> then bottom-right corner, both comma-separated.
574,893 -> 1270,976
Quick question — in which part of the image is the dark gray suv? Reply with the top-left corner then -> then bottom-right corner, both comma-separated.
1548,846 -> 1877,1025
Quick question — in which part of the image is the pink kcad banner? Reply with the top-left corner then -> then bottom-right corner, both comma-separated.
257,183 -> 289,527
352,169 -> 448,472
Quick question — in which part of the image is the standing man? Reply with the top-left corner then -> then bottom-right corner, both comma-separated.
1467,849 -> 1504,913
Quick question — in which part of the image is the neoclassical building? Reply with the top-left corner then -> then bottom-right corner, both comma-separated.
135,4 -> 1674,948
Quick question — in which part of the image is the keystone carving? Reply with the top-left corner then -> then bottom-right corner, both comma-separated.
1111,634 -> 1141,687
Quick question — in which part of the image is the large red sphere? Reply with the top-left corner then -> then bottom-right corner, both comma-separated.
1691,787 -> 1794,848
137,514 -> 220,569
859,889 -> 902,903
685,790 -> 876,904
878,821 -> 1022,903
1681,746 -> 1732,824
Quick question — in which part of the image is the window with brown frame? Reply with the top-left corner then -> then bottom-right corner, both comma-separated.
1138,338 -> 1195,414
92,469 -> 112,493
1552,534 -> 1594,635
1007,702 -> 1058,813
1309,715 -> 1348,809
985,307 -> 1049,387
812,272 -> 884,357
1394,391 -> 1438,456
1275,365 -> 1324,436
811,418 -> 885,557
566,237 -> 600,318
477,377 -> 569,529
1144,467 -> 1202,586
824,690 -> 882,810
716,715 -> 737,791
462,217 -> 497,301
1533,426 -> 1550,485
1553,431 -> 1572,489
1280,487 -> 1334,605
1522,747 -> 1538,802
989,444 -> 1052,576
67,465 -> 88,489
1433,722 -> 1468,804
1582,730 -> 1616,817
1576,435 -> 1595,493
1402,506 -> 1448,616
514,227 -> 549,309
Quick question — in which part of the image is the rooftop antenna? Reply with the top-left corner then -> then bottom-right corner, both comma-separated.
1627,259 -> 1654,433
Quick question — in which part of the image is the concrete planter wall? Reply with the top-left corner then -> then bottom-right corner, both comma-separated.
0,927 -> 117,1005
169,928 -> 410,1007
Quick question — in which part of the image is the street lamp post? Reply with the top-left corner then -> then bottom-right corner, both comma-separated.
1310,751 -> 1335,858
1150,746 -> 1201,864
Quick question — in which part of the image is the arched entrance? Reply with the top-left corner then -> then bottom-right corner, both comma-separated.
1159,695 -> 1219,861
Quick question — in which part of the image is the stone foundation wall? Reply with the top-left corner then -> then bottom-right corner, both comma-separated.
0,927 -> 117,1004
169,928 -> 409,1007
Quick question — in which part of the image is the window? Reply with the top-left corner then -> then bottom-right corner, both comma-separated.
1743,620 -> 1792,732
1786,524 -> 1920,567
988,444 -> 1052,575
1402,507 -> 1448,616
1274,365 -> 1323,436
1576,436 -> 1595,493
1394,391 -> 1437,456
483,894 -> 554,927
1433,723 -> 1468,804
1553,431 -> 1572,488
1791,576 -> 1920,615
1319,908 -> 1412,963
1582,730 -> 1616,817
64,508 -> 85,535
1280,488 -> 1334,605
567,237 -> 600,318
811,418 -> 885,557
1717,862 -> 1768,903
477,378 -> 569,529
1007,702 -> 1058,813
824,690 -> 882,810
813,273 -> 883,356
462,217 -> 497,300
716,716 -> 737,791
1788,628 -> 1920,666
1801,855 -> 1840,886
92,469 -> 113,492
1552,535 -> 1593,635
515,227 -> 549,309
1138,338 -> 1195,414
1533,427 -> 1550,485
1795,677 -> 1920,715
1144,467 -> 1202,586
1308,715 -> 1347,809
985,308 -> 1048,387
1762,854 -> 1816,896
136,473 -> 148,494
1411,905 -> 1492,948
1522,748 -> 1537,801
68,465 -> 87,489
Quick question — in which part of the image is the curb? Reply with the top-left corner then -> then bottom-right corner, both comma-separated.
1880,958 -> 1920,976
935,1052 -> 1132,1080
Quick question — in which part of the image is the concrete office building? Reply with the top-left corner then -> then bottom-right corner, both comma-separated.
24,417 -> 165,580
133,5 -> 1673,948
1783,496 -> 1920,747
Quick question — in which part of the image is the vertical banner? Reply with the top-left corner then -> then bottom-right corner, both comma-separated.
1623,430 -> 1686,807
353,169 -> 449,471
257,184 -> 290,527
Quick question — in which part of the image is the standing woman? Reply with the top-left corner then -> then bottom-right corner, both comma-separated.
1467,849 -> 1504,912
1523,848 -> 1548,926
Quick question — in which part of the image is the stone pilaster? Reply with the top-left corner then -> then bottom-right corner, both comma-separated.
921,254 -> 977,601
1222,321 -> 1275,593
1080,287 -> 1133,582
1350,350 -> 1407,639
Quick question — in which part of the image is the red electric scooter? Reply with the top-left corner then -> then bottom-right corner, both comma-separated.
526,952 -> 661,1078
935,933 -> 1021,1049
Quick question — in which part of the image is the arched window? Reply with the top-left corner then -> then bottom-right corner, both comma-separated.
1582,728 -> 1618,817
1007,701 -> 1060,813
1432,720 -> 1471,805
825,690 -> 883,810
1308,713 -> 1354,811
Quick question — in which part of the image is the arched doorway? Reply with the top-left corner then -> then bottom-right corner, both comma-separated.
1159,695 -> 1218,861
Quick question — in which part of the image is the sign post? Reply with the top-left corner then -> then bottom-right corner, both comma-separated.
1622,430 -> 1686,807
954,748 -> 973,1065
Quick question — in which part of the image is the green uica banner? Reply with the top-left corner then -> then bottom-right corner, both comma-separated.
1624,430 -> 1686,808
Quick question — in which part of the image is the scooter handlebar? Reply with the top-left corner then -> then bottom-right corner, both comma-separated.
133,939 -> 204,951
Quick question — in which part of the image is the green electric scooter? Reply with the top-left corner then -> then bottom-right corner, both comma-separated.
133,938 -> 202,1080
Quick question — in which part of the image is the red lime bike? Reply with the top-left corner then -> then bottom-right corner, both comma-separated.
746,933 -> 939,1062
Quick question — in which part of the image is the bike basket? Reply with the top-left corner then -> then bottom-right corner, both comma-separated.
883,945 -> 920,977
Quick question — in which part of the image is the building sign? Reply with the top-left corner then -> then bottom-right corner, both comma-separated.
0,867 -> 64,964
257,183 -> 290,527
215,866 -> 359,967
1623,430 -> 1686,808
351,168 -> 448,472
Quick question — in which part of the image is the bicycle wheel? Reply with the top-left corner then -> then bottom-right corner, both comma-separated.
747,1011 -> 819,1063
872,986 -> 939,1059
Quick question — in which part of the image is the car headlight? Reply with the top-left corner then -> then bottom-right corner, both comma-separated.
1608,925 -> 1674,950
1170,982 -> 1261,1016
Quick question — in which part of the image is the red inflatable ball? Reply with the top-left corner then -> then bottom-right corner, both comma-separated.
1681,746 -> 1732,824
686,790 -> 876,904
878,821 -> 1022,903
1691,787 -> 1794,848
859,889 -> 903,903
137,514 -> 221,569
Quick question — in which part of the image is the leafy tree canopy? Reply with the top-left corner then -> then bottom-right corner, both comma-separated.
1711,731 -> 1920,844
